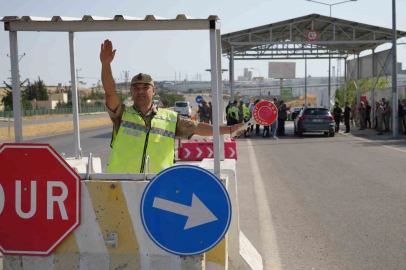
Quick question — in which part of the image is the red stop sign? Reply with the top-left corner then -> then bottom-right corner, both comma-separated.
0,143 -> 80,256
252,101 -> 278,126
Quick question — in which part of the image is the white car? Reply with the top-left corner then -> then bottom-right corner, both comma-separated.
174,101 -> 192,118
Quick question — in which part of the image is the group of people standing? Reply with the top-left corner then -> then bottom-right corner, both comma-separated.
334,98 -> 406,136
225,97 -> 289,139
197,100 -> 213,124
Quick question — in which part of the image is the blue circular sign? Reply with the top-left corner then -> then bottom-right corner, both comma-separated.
140,165 -> 232,256
196,96 -> 203,104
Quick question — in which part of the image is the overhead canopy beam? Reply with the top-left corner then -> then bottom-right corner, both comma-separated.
230,40 -> 389,46
4,20 -> 220,32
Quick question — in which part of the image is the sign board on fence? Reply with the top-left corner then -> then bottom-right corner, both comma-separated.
268,62 -> 296,79
280,87 -> 293,102
141,165 -> 231,256
0,143 -> 81,256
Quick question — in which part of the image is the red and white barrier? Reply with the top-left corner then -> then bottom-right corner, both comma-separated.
179,141 -> 237,161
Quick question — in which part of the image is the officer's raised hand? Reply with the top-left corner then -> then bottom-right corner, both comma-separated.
100,39 -> 120,112
100,39 -> 116,64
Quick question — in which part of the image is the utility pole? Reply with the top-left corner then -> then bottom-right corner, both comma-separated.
6,53 -> 25,80
76,68 -> 82,112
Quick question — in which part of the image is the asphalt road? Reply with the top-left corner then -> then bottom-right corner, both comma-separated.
3,122 -> 406,269
236,122 -> 406,270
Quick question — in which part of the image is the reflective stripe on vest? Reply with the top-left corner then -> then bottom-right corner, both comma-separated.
107,106 -> 178,173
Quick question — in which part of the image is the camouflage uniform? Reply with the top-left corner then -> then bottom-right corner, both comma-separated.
107,104 -> 198,140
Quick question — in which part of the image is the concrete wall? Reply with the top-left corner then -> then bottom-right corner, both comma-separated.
49,93 -> 68,103
30,100 -> 59,110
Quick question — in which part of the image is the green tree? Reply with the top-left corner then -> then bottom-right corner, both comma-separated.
35,77 -> 49,101
334,77 -> 390,106
88,88 -> 105,100
1,79 -> 30,110
21,77 -> 49,101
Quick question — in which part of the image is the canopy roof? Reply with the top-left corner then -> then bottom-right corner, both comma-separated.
0,14 -> 220,32
221,14 -> 406,60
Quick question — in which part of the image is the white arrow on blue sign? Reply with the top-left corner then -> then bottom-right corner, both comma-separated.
140,165 -> 232,256
196,96 -> 203,104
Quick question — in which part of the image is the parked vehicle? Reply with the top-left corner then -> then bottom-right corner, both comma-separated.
174,101 -> 192,118
288,107 -> 302,121
294,107 -> 335,137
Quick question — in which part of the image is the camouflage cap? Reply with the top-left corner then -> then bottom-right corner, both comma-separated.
130,73 -> 154,87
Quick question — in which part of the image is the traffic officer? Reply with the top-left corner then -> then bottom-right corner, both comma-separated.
228,101 -> 240,125
243,101 -> 251,138
100,39 -> 243,173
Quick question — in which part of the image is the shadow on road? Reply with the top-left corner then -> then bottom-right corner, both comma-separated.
90,132 -> 112,139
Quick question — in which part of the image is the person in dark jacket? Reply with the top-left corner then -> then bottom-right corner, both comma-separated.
332,102 -> 342,133
399,99 -> 405,134
277,101 -> 289,136
365,101 -> 372,129
225,101 -> 232,126
344,102 -> 351,133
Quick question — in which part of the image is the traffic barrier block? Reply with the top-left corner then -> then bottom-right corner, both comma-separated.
179,141 -> 237,161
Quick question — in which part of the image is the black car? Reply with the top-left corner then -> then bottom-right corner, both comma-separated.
294,107 -> 335,137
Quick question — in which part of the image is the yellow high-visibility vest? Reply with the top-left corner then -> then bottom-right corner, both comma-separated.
243,106 -> 250,118
228,106 -> 239,121
107,105 -> 178,173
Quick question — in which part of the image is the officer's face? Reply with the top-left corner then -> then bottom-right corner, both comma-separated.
131,83 -> 156,106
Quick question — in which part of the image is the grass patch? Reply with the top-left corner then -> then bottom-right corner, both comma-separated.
0,118 -> 112,141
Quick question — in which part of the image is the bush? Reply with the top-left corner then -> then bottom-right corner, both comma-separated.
158,90 -> 185,107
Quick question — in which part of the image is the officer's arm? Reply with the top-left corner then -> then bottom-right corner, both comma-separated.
100,39 -> 120,112
194,123 -> 244,137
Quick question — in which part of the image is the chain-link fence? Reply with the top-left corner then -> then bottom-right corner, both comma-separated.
0,106 -> 107,118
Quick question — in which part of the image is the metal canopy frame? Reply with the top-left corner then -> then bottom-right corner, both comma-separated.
222,13 -> 406,112
2,14 -> 224,175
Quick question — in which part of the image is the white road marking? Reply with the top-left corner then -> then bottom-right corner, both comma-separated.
246,139 -> 282,269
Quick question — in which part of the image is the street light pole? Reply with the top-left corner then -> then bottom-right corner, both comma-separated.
251,68 -> 262,98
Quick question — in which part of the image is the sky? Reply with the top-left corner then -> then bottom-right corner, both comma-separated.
1,0 -> 406,87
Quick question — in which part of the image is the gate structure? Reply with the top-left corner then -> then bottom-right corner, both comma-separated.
221,13 -> 406,136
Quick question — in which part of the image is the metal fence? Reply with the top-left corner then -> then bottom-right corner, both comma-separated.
0,106 -> 107,118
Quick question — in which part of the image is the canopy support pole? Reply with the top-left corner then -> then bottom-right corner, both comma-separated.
216,29 -> 225,160
328,53 -> 331,109
371,49 -> 376,128
305,57 -> 308,106
344,58 -> 347,103
230,46 -> 235,103
69,32 -> 82,159
210,28 -> 221,175
392,0 -> 398,138
9,31 -> 23,143
356,53 -> 360,126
